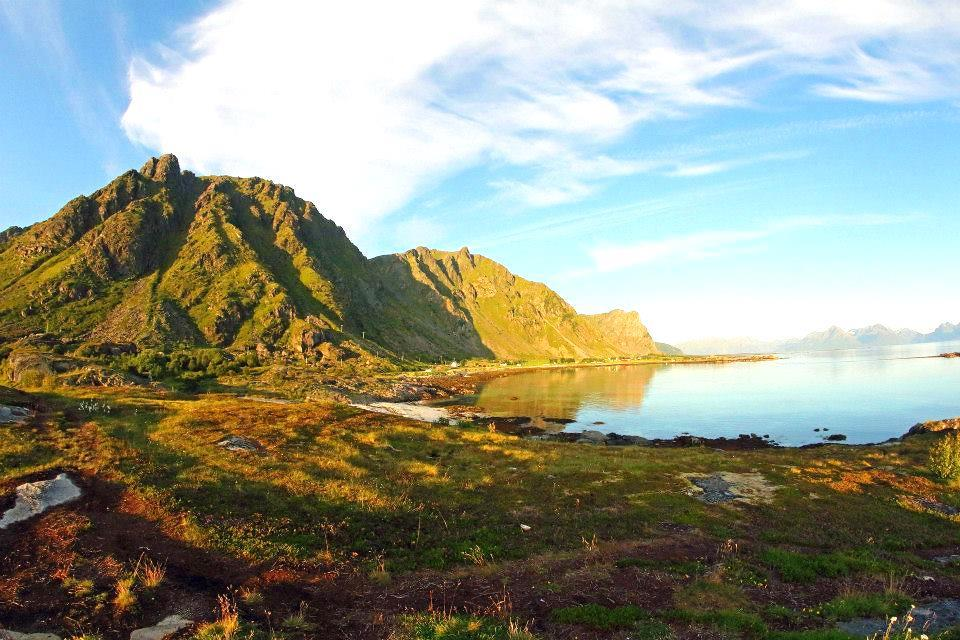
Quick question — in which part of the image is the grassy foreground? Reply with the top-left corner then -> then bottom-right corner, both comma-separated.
2,385 -> 960,639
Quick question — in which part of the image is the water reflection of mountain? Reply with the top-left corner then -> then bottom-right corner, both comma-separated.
473,364 -> 660,421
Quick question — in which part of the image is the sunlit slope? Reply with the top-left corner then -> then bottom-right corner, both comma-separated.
0,155 -> 659,360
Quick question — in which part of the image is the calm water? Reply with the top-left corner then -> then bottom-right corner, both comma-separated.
460,341 -> 960,446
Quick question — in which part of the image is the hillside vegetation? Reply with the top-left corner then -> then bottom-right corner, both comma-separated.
0,155 -> 657,363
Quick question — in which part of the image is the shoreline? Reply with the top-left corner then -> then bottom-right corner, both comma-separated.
351,398 -> 953,451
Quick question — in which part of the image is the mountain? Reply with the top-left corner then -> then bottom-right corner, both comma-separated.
0,154 -> 658,362
850,324 -> 923,346
680,321 -> 960,355
927,322 -> 960,342
677,336 -> 777,356
654,341 -> 683,356
780,326 -> 860,352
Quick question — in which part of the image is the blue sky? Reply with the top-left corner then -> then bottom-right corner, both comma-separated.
1,0 -> 958,343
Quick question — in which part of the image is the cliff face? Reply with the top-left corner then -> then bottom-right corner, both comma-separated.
0,155 -> 658,361
369,249 -> 658,360
581,310 -> 657,356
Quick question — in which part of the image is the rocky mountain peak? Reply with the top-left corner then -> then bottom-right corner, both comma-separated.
139,153 -> 182,185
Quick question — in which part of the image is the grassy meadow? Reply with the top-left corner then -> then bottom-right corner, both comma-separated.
2,384 -> 960,639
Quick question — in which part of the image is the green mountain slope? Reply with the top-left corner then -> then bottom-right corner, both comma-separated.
0,155 -> 658,361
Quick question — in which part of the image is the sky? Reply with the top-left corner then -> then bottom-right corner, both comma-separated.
1,0 -> 958,344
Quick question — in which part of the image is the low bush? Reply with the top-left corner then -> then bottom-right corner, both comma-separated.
929,432 -> 960,481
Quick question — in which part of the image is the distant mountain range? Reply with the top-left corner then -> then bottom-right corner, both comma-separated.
0,154 -> 658,361
680,322 -> 960,355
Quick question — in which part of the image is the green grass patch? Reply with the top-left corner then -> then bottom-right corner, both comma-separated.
551,604 -> 649,630
816,592 -> 912,621
664,609 -> 767,638
614,557 -> 706,575
767,630 -> 856,640
761,548 -> 887,583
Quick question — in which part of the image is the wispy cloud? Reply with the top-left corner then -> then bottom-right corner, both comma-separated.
1,0 -> 127,173
121,0 -> 960,234
586,213 -> 918,273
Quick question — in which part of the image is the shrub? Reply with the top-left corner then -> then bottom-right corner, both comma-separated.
929,432 -> 960,481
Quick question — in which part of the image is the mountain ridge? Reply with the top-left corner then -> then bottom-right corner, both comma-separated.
0,154 -> 658,362
680,321 -> 960,355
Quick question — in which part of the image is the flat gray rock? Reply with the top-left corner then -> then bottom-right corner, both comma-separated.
130,615 -> 193,640
0,473 -> 81,529
576,430 -> 608,444
216,435 -> 264,452
838,600 -> 960,636
0,404 -> 33,424
0,631 -> 62,640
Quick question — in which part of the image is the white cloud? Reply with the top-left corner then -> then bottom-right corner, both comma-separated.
587,213 -> 917,273
122,0 -> 960,235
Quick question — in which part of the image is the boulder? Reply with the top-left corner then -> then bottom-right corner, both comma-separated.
576,430 -> 608,444
216,435 -> 264,453
0,632 -> 62,640
130,615 -> 193,640
0,405 -> 33,424
0,473 -> 82,529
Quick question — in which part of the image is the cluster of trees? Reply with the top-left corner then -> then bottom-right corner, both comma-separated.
122,348 -> 260,381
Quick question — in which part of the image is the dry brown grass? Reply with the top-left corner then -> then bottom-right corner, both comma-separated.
138,555 -> 166,589
112,574 -> 136,612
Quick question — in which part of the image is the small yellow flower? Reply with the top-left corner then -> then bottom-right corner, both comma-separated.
890,617 -> 898,623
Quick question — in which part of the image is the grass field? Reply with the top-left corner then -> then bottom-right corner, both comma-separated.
2,384 -> 960,639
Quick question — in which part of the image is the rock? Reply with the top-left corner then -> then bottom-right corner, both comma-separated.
576,430 -> 608,444
825,433 -> 847,441
0,632 -> 62,640
139,154 -> 182,186
352,401 -> 451,424
908,496 -> 960,516
684,472 -> 779,505
933,554 -> 960,566
0,473 -> 81,529
130,615 -> 193,640
907,417 -> 960,436
0,405 -> 33,424
606,433 -> 651,446
940,352 -> 960,358
838,600 -> 960,636
216,435 -> 264,453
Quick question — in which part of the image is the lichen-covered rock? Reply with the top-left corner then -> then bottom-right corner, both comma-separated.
0,473 -> 82,529
216,435 -> 264,453
129,614 -> 193,640
684,472 -> 778,505
0,631 -> 62,640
